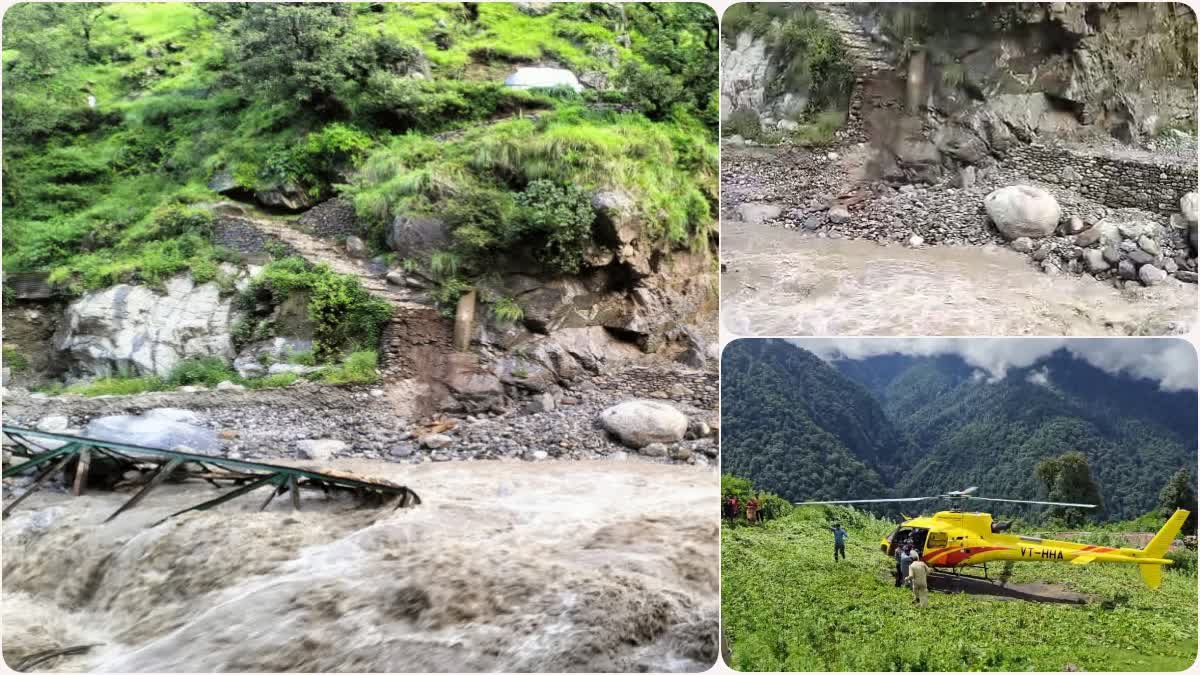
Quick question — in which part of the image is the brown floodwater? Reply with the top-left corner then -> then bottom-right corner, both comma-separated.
2,459 -> 718,673
722,220 -> 1197,336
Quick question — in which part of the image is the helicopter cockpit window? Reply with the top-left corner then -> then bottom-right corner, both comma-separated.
927,531 -> 948,549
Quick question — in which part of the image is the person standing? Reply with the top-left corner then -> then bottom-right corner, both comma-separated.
894,543 -> 915,587
745,497 -> 759,524
905,553 -> 930,607
831,523 -> 848,561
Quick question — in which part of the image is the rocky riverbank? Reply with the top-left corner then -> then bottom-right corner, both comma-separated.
2,358 -> 719,467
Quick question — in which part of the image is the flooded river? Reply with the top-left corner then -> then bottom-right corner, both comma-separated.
722,220 -> 1197,336
2,459 -> 718,672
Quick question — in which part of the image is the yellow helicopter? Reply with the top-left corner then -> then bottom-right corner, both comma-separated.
801,487 -> 1191,589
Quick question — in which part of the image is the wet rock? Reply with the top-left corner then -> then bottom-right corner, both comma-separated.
1010,237 -> 1034,254
1082,249 -> 1109,273
84,409 -> 217,452
1139,264 -> 1168,286
640,442 -> 668,457
984,185 -> 1061,239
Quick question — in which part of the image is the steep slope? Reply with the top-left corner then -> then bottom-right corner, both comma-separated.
720,339 -> 906,501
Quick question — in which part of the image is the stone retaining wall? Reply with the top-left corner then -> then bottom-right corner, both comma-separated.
213,217 -> 299,257
1007,143 -> 1198,213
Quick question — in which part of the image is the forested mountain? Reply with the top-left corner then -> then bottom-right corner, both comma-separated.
720,339 -> 906,502
722,340 -> 1198,521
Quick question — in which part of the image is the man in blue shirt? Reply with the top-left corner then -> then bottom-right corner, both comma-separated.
831,523 -> 848,561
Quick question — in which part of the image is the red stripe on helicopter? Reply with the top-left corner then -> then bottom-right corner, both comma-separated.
928,547 -> 1012,566
1078,545 -> 1116,553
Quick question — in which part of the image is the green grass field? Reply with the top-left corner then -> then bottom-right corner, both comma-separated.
722,506 -> 1198,671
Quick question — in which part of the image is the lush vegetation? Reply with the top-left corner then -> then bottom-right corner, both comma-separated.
236,256 -> 392,361
3,2 -> 717,289
720,3 -> 853,144
721,473 -> 793,524
722,340 -> 1199,523
722,504 -> 1198,671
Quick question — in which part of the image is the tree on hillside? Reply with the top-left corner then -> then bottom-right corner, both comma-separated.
1159,469 -> 1198,534
225,4 -> 367,109
1035,452 -> 1104,525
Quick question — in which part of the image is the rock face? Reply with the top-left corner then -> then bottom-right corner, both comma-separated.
720,30 -> 807,133
503,67 -> 583,93
984,186 -> 1061,239
54,275 -> 237,377
598,399 -> 689,449
386,214 -> 450,258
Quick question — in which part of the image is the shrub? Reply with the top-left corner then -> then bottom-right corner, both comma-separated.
513,179 -> 596,274
322,350 -> 379,385
243,258 -> 392,360
491,296 -> 524,323
2,347 -> 30,372
723,108 -> 761,139
166,356 -> 238,387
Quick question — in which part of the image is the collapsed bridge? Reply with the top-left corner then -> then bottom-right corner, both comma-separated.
2,426 -> 421,525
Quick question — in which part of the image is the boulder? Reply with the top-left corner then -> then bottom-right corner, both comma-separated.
1181,192 -> 1198,249
55,275 -> 236,378
296,439 -> 347,461
598,399 -> 689,449
1010,237 -> 1034,254
344,236 -> 369,258
827,206 -> 851,224
514,1 -> 552,15
215,380 -> 245,392
503,66 -> 583,93
421,434 -> 453,449
1082,249 -> 1109,273
984,186 -> 1061,239
207,169 -> 237,194
386,215 -> 450,258
84,409 -> 218,452
1139,264 -> 1168,286
640,442 -> 668,457
256,182 -> 314,212
442,352 -> 505,411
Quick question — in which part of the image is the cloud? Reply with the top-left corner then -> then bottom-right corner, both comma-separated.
1026,367 -> 1051,388
788,338 -> 1197,391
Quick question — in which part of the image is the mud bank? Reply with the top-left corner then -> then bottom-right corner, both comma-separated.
2,460 -> 718,672
722,221 -> 1197,336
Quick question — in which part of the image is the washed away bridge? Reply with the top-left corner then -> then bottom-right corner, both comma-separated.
2,426 -> 421,525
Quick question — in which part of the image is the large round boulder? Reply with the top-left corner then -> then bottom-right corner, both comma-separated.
598,399 -> 689,449
1180,192 -> 1198,250
386,214 -> 449,258
984,185 -> 1062,239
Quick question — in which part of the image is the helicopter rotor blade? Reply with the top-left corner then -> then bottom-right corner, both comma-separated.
969,496 -> 1097,508
796,497 -> 938,505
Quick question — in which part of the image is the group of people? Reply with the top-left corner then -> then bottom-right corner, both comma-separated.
826,526 -> 930,608
724,495 -> 762,523
893,539 -> 930,607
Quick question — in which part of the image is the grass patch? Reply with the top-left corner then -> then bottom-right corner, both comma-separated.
64,375 -> 165,397
2,347 -> 30,372
321,350 -> 379,385
723,504 -> 1198,671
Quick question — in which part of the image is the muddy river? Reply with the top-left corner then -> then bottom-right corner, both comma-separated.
2,459 -> 718,672
722,220 -> 1197,336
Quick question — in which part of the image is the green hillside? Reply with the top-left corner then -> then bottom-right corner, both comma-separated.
3,3 -> 717,292
721,338 -> 904,501
722,505 -> 1198,671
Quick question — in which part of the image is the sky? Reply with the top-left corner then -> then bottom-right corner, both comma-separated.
785,338 -> 1198,392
